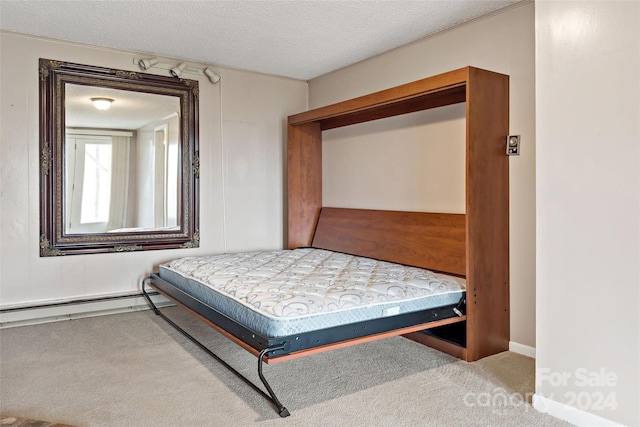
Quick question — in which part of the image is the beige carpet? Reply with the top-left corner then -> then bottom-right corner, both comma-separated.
0,308 -> 569,427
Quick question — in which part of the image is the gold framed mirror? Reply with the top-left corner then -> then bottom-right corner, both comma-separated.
39,59 -> 199,256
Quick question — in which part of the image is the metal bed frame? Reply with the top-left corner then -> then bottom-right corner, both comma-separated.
142,273 -> 465,417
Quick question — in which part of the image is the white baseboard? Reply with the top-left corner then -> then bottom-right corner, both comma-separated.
532,394 -> 624,427
509,341 -> 536,358
0,293 -> 173,328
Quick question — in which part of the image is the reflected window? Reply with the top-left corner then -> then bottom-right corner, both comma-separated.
65,131 -> 132,234
66,134 -> 115,233
80,141 -> 112,224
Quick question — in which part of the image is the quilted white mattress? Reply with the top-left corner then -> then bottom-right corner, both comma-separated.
158,248 -> 465,337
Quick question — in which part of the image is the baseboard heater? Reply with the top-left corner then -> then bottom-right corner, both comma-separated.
0,292 -> 173,328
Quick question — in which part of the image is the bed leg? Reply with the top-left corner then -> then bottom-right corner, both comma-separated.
141,276 -> 161,315
141,276 -> 291,418
258,346 -> 290,418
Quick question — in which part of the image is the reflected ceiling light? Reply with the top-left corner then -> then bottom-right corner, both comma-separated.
138,57 -> 159,70
90,97 -> 114,111
204,68 -> 221,84
170,62 -> 186,78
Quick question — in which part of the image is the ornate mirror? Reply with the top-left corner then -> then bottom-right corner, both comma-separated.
39,59 -> 199,256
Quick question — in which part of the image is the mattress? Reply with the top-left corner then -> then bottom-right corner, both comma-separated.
158,248 -> 465,338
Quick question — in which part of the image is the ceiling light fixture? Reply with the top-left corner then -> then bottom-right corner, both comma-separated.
138,57 -> 159,70
90,97 -> 114,111
170,63 -> 186,78
204,68 -> 221,84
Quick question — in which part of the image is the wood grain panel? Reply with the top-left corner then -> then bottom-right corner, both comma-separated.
465,68 -> 510,361
287,122 -> 322,248
289,68 -> 468,127
403,331 -> 467,360
312,208 -> 466,276
319,86 -> 465,130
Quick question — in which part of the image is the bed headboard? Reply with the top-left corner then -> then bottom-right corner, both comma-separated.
311,207 -> 466,277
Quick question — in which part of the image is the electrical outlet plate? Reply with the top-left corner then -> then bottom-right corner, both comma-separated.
506,135 -> 520,156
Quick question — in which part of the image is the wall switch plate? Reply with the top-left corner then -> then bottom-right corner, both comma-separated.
506,135 -> 520,156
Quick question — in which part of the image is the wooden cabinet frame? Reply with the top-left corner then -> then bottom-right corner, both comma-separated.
287,66 -> 509,361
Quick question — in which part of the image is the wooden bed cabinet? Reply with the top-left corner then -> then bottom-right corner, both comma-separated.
287,66 -> 510,362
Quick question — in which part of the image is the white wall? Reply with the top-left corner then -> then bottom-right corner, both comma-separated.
308,2 -> 536,349
0,32 -> 307,307
535,1 -> 639,426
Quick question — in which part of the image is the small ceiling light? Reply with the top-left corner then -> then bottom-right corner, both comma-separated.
204,68 -> 221,84
138,57 -> 158,70
170,63 -> 186,78
90,97 -> 114,111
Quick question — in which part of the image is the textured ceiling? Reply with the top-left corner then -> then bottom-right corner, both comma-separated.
0,0 -> 520,80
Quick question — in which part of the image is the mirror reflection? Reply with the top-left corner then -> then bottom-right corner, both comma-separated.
64,85 -> 181,234
39,58 -> 199,256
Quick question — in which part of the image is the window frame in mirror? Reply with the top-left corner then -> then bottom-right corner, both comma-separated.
39,58 -> 199,256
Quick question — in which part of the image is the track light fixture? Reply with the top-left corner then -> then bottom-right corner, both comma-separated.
133,57 -> 220,84
138,57 -> 159,70
203,68 -> 221,84
170,63 -> 187,78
